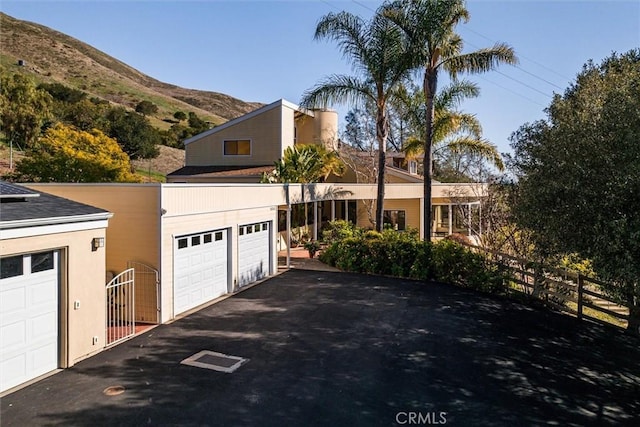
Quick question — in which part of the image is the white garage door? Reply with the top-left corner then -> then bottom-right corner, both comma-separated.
238,222 -> 271,287
1,251 -> 59,393
174,229 -> 228,316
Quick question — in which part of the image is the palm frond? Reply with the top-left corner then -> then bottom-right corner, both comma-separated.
441,136 -> 504,170
300,75 -> 373,110
444,43 -> 518,78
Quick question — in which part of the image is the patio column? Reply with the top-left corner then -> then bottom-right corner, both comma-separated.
331,200 -> 335,221
419,197 -> 425,240
286,205 -> 291,268
313,201 -> 318,241
468,203 -> 472,237
448,203 -> 453,235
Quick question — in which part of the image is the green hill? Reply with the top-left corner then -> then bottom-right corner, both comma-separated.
0,12 -> 263,129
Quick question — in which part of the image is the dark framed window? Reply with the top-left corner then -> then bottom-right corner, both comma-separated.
1,255 -> 23,279
191,236 -> 201,246
178,238 -> 188,249
223,139 -> 251,156
203,234 -> 212,244
383,210 -> 406,231
215,232 -> 223,241
31,251 -> 54,273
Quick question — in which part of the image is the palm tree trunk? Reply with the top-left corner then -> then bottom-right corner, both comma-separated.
375,107 -> 388,232
423,70 -> 437,242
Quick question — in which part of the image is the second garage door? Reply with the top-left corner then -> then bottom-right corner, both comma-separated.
174,229 -> 228,316
238,222 -> 271,287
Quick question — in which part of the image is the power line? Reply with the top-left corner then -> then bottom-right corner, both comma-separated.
462,26 -> 573,82
475,75 -> 548,108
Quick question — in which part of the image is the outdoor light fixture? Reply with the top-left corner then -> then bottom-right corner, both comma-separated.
92,237 -> 105,251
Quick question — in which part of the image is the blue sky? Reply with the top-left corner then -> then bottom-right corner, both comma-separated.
2,0 -> 639,155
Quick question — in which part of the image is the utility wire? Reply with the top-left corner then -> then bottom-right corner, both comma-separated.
462,26 -> 573,82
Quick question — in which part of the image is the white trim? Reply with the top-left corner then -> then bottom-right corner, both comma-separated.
0,219 -> 110,239
385,167 -> 424,183
0,212 -> 113,230
184,99 -> 311,146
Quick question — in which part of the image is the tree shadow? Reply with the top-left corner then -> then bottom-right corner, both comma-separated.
2,270 -> 638,426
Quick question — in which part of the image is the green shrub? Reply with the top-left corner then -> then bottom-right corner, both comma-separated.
318,221 -> 507,295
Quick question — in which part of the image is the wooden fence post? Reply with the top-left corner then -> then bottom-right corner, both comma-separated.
577,273 -> 584,320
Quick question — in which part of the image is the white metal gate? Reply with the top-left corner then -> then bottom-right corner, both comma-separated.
106,268 -> 135,346
127,261 -> 160,324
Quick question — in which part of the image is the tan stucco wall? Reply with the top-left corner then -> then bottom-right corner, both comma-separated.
1,228 -> 107,366
26,184 -> 161,274
185,106 -> 285,166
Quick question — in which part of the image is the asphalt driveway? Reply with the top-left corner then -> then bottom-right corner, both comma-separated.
1,269 -> 639,426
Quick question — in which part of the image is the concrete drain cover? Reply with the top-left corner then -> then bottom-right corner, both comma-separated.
180,350 -> 249,373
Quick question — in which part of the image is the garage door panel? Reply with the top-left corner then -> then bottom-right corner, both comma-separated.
174,229 -> 228,315
238,222 -> 271,287
1,251 -> 59,393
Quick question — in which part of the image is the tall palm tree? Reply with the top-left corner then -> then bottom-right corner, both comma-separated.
300,10 -> 411,232
397,80 -> 504,176
383,0 -> 517,240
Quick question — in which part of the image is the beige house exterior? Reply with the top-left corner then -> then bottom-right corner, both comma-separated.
0,99 -> 487,394
0,183 -> 111,395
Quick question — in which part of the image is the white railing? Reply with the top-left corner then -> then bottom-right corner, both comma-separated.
127,261 -> 160,324
105,268 -> 135,346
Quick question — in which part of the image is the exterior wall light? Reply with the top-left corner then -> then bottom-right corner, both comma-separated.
92,237 -> 105,251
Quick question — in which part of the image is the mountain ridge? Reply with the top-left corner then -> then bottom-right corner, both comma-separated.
0,12 -> 264,125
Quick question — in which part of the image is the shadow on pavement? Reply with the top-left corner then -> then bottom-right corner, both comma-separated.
2,270 -> 639,426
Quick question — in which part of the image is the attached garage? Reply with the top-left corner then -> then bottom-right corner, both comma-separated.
0,251 -> 59,393
238,221 -> 271,287
173,229 -> 229,315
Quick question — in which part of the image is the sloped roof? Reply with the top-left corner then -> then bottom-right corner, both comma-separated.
167,165 -> 274,178
183,99 -> 309,146
0,181 -> 110,224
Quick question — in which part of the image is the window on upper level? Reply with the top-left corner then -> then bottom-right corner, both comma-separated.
408,160 -> 418,175
224,139 -> 251,156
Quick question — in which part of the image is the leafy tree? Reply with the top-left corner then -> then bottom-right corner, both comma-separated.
106,107 -> 160,159
14,123 -> 139,183
173,111 -> 187,121
509,49 -> 640,334
300,9 -> 411,232
135,100 -> 159,116
383,0 -> 517,240
38,82 -> 87,104
0,70 -> 53,151
187,111 -> 210,134
342,108 -> 375,151
58,98 -> 111,132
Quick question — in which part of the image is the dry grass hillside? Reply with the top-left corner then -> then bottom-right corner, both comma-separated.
0,12 -> 263,125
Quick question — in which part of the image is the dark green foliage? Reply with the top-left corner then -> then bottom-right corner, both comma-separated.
135,100 -> 159,116
173,111 -> 187,121
106,107 -> 160,159
510,49 -> 640,332
319,221 -> 507,293
38,82 -> 87,103
187,111 -> 210,134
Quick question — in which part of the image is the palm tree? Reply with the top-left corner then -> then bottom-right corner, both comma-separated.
383,0 -> 517,240
263,144 -> 345,236
397,80 -> 504,178
300,10 -> 411,232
